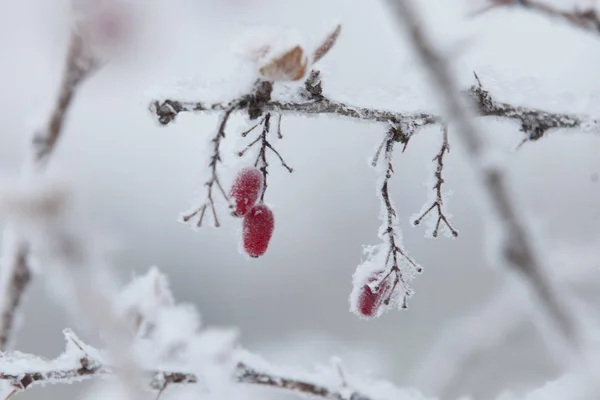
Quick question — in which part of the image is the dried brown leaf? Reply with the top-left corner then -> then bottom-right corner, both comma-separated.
259,45 -> 308,81
313,24 -> 341,63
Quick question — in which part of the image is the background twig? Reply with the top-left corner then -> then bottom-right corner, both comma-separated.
0,31 -> 97,352
386,0 -> 584,370
477,0 -> 600,36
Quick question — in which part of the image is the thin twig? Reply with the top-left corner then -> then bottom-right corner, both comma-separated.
255,113 -> 271,201
276,114 -> 283,139
181,105 -> 237,227
476,0 -> 600,36
236,112 -> 293,202
0,31 -> 98,352
376,131 -> 422,309
3,389 -> 17,400
386,0 -> 582,367
412,124 -> 458,237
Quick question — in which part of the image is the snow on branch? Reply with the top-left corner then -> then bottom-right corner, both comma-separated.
180,85 -> 293,228
411,124 -> 457,238
149,36 -> 600,312
0,335 -> 378,400
350,130 -> 422,317
0,260 -> 388,400
386,0 -> 588,373
0,29 -> 98,352
150,69 -> 600,143
476,0 -> 600,36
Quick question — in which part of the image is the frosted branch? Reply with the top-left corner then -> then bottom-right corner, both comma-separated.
377,131 -> 422,308
0,334 -> 376,400
150,71 -> 600,143
412,124 -> 457,238
181,105 -> 237,228
0,30 -> 98,352
477,0 -> 600,36
386,0 -> 585,369
237,112 -> 293,203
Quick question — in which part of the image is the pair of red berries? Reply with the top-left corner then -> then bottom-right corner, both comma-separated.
230,167 -> 274,258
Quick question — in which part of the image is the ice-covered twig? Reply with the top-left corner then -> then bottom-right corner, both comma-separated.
0,333 -> 376,400
412,124 -> 457,238
373,129 -> 422,309
181,106 -> 236,228
182,80 -> 293,227
237,112 -> 293,202
150,71 -> 600,143
467,72 -> 597,142
0,30 -> 98,352
475,0 -> 600,36
386,0 -> 583,368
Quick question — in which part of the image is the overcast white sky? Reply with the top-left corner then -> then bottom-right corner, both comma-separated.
2,0 -> 600,399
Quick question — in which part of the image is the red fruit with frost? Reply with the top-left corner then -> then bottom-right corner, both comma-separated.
242,204 -> 274,258
358,272 -> 392,318
229,167 -> 264,217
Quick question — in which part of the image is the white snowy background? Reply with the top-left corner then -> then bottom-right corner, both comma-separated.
1,0 -> 600,399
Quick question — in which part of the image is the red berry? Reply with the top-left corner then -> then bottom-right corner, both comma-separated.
357,272 -> 391,318
242,204 -> 274,258
229,167 -> 264,217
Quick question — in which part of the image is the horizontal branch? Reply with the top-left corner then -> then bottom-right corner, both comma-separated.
0,340 -> 373,400
149,71 -> 600,143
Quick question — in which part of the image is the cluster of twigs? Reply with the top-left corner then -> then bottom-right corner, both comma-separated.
237,112 -> 293,201
180,79 -> 293,227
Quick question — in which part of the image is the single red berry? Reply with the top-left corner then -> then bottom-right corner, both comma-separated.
229,167 -> 264,217
358,272 -> 391,318
242,204 -> 274,258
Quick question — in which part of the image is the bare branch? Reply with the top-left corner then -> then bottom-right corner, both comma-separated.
0,30 -> 98,352
386,0 -> 583,364
150,72 -> 600,144
0,337 -> 375,400
477,0 -> 600,36
412,124 -> 458,238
